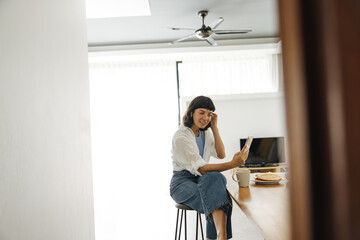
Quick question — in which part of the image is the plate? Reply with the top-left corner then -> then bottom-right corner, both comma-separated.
253,179 -> 281,185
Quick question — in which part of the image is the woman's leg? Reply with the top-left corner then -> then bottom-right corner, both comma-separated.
171,171 -> 212,237
170,171 -> 203,212
212,208 -> 227,240
170,171 -> 232,239
198,171 -> 233,240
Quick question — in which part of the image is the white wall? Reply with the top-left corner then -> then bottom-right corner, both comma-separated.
0,0 -> 95,240
211,93 -> 287,163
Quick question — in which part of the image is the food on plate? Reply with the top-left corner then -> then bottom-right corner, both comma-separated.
255,172 -> 282,181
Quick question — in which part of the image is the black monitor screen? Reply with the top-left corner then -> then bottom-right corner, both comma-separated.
240,137 -> 285,167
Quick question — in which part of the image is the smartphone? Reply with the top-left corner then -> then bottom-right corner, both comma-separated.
244,136 -> 254,151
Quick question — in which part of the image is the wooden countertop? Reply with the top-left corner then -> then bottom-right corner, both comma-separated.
225,171 -> 291,240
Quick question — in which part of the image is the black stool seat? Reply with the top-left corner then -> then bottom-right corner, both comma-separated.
175,203 -> 194,211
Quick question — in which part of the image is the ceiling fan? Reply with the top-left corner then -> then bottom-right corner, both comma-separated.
168,10 -> 251,46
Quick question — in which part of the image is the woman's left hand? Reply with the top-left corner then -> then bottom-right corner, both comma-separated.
210,113 -> 218,129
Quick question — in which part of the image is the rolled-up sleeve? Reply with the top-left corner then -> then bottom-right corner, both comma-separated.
173,135 -> 207,176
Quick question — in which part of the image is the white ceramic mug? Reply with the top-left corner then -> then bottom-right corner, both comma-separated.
232,169 -> 250,187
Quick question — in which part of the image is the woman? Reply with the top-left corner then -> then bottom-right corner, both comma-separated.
170,96 -> 249,240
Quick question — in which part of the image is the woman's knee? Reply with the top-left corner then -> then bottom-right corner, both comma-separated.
200,171 -> 226,184
171,181 -> 201,203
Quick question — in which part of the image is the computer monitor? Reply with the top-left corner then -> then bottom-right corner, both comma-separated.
240,137 -> 285,167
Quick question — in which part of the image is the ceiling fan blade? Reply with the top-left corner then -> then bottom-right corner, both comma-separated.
205,36 -> 217,46
170,33 -> 196,44
208,17 -> 224,30
166,27 -> 196,31
213,30 -> 252,35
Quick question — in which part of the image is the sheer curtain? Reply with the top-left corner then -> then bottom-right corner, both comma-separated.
179,54 -> 280,96
89,59 -> 179,240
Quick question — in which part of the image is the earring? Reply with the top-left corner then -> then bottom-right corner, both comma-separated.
190,112 -> 193,117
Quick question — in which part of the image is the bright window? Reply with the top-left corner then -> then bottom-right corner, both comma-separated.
178,53 -> 281,97
89,59 -> 179,240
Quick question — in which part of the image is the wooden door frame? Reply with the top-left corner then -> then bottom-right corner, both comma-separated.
278,0 -> 360,239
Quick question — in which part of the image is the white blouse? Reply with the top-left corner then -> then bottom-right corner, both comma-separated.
171,125 -> 219,176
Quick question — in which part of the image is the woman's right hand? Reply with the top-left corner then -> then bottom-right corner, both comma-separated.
231,145 -> 249,167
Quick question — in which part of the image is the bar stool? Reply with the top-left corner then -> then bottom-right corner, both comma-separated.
174,203 -> 204,240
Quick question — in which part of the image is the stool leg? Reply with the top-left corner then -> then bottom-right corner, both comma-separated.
174,209 -> 180,240
198,213 -> 204,240
196,212 -> 199,240
184,210 -> 187,240
178,210 -> 184,240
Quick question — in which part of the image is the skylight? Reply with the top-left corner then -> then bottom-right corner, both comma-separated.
86,0 -> 151,19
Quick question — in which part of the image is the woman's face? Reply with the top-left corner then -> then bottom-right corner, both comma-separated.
192,108 -> 213,129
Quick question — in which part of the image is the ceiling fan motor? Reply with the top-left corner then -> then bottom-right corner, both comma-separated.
195,11 -> 213,39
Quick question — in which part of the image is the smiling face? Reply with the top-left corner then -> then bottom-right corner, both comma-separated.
191,108 -> 213,131
182,96 -> 216,131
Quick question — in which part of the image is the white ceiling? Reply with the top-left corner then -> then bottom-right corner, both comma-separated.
86,0 -> 279,47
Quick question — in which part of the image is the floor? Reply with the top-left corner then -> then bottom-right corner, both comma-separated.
231,203 -> 264,240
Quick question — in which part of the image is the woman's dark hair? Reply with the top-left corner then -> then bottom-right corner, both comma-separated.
182,96 -> 215,131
